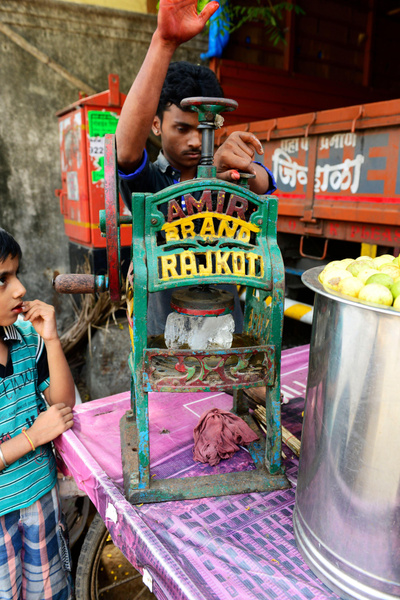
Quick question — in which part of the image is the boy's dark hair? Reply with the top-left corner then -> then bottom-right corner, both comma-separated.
157,61 -> 224,119
0,228 -> 22,263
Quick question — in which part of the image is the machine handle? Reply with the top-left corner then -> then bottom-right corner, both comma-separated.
53,274 -> 108,294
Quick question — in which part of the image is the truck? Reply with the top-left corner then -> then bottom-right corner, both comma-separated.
215,98 -> 400,302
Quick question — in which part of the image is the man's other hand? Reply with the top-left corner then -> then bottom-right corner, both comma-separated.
157,0 -> 220,48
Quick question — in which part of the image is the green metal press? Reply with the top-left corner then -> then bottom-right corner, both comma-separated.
54,96 -> 289,504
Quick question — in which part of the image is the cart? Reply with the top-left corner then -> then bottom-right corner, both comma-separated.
54,344 -> 341,600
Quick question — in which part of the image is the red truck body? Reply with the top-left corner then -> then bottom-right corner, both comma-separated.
216,98 -> 400,255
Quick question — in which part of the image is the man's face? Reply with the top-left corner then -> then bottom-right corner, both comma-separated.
0,255 -> 26,326
153,104 -> 202,177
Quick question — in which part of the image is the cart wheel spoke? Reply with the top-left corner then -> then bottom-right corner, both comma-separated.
75,512 -> 156,600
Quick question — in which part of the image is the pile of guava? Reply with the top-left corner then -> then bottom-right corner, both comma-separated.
318,254 -> 400,310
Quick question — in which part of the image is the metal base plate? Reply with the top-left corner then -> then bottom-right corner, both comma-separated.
120,412 -> 289,505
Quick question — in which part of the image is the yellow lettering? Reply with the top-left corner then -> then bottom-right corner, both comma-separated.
160,249 -> 264,282
180,220 -> 196,238
200,217 -> 216,237
198,251 -> 213,275
161,255 -> 178,279
246,252 -> 257,276
215,251 -> 232,275
164,225 -> 180,242
232,252 -> 246,275
236,226 -> 251,243
246,252 -> 264,277
180,251 -> 198,277
217,220 -> 238,239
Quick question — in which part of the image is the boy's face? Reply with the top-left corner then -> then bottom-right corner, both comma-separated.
0,255 -> 26,327
153,104 -> 202,177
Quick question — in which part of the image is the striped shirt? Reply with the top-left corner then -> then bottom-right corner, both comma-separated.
0,318 -> 56,516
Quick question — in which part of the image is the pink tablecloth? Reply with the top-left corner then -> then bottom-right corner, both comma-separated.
55,345 -> 340,600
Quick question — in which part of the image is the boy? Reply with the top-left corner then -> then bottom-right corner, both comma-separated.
116,0 -> 276,334
0,228 -> 75,600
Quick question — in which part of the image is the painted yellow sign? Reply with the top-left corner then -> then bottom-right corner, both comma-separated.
158,190 -> 265,282
160,249 -> 264,281
162,213 -> 259,243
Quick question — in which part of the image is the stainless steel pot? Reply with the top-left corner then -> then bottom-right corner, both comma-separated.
293,266 -> 400,600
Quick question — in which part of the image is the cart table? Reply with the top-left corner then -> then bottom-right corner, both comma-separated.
55,345 -> 340,600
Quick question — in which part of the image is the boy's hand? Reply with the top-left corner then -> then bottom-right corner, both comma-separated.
28,403 -> 74,448
214,131 -> 264,182
22,300 -> 58,342
157,0 -> 219,48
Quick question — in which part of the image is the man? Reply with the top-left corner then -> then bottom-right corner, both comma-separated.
116,0 -> 276,335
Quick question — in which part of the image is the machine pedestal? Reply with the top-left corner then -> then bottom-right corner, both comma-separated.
120,411 -> 289,504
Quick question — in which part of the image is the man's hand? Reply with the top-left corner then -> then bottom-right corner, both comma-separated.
28,404 -> 74,448
22,300 -> 58,342
214,131 -> 271,194
214,131 -> 263,181
157,0 -> 220,48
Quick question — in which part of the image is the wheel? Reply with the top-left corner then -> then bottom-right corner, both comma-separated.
75,512 -> 156,600
60,494 -> 90,548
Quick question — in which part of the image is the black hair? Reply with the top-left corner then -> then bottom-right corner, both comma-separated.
0,228 -> 22,263
157,61 -> 224,119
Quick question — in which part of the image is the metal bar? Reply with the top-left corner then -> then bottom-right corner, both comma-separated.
284,298 -> 313,324
124,468 -> 290,505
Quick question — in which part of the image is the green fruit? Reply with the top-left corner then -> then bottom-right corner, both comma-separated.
346,259 -> 373,276
390,280 -> 400,300
358,283 -> 393,306
393,296 -> 400,310
357,267 -> 380,284
392,256 -> 400,267
365,273 -> 394,289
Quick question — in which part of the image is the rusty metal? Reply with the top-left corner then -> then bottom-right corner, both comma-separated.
299,236 -> 329,260
144,343 -> 275,391
170,285 -> 234,315
351,104 -> 364,133
52,273 -> 108,294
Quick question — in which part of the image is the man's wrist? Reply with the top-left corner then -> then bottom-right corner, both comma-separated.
253,161 -> 277,194
152,30 -> 178,55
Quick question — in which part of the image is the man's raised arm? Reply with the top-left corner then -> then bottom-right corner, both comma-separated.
116,0 -> 219,173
